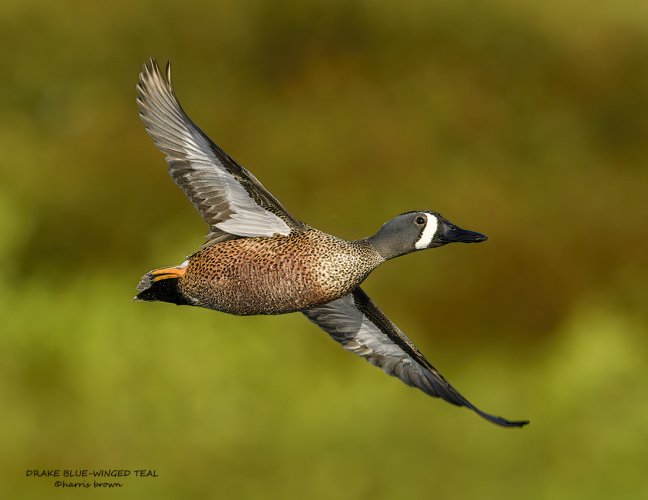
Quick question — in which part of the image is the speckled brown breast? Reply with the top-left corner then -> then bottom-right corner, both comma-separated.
179,229 -> 384,315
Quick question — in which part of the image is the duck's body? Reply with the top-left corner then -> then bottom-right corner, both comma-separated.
134,60 -> 528,428
178,230 -> 382,315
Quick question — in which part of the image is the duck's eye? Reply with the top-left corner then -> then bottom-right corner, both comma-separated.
415,216 -> 426,225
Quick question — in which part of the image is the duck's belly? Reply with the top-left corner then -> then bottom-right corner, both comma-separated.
179,232 -> 377,315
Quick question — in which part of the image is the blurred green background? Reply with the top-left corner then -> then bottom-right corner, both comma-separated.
1,0 -> 647,498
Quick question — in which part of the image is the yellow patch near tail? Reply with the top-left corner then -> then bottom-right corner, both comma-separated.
151,266 -> 187,282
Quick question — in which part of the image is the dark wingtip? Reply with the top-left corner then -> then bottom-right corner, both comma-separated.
418,364 -> 529,429
486,416 -> 530,428
472,406 -> 530,428
165,60 -> 172,83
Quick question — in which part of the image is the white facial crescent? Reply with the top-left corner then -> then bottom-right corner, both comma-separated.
414,213 -> 438,250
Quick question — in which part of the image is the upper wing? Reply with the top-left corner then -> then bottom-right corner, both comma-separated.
136,59 -> 307,243
303,288 -> 529,428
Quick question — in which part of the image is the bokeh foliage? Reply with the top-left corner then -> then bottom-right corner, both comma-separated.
1,0 -> 647,498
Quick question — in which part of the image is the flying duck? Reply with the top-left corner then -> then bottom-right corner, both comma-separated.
135,60 -> 528,428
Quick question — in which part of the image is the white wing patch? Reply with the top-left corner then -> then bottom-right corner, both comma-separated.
209,169 -> 292,237
414,213 -> 438,249
304,294 -> 413,376
216,211 -> 291,237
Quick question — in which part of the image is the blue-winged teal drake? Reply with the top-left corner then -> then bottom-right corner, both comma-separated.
135,60 -> 528,428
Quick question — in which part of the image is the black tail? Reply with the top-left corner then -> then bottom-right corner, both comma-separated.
134,270 -> 191,305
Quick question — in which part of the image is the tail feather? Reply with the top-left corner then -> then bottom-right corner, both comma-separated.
136,270 -> 156,293
134,266 -> 191,306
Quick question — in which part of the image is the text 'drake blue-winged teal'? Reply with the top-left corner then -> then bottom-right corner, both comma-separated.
134,59 -> 529,428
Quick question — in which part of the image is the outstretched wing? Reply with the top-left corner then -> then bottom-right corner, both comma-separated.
304,288 -> 529,428
137,59 -> 307,243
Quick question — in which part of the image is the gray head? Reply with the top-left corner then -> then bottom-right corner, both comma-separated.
367,211 -> 487,260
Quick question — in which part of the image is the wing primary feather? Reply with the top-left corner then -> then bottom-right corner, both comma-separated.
137,59 -> 306,241
304,288 -> 529,428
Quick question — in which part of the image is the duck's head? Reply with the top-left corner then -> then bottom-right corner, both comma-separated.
368,211 -> 488,260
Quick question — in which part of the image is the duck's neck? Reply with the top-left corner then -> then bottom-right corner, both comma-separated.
365,233 -> 408,261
